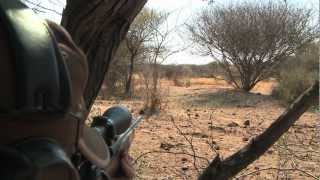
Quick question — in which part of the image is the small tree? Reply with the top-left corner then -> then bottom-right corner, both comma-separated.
124,8 -> 156,96
187,1 -> 315,91
139,10 -> 175,114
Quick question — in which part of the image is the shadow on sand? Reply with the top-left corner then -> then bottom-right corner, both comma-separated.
183,88 -> 273,108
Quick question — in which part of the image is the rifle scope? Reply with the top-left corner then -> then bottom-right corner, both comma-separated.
91,106 -> 132,144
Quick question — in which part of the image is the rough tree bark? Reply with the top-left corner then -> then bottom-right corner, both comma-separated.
199,81 -> 319,180
61,0 -> 147,109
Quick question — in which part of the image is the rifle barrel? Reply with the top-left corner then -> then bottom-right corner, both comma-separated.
110,116 -> 143,157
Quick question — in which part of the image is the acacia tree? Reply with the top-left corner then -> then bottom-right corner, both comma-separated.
187,1 -> 315,91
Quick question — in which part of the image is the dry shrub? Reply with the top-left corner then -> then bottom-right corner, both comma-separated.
272,69 -> 317,104
272,42 -> 319,105
173,78 -> 191,87
274,124 -> 320,178
185,79 -> 191,87
139,85 -> 169,115
138,67 -> 170,115
173,77 -> 183,87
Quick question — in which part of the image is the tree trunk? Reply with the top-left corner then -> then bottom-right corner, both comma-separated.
125,54 -> 135,96
61,0 -> 147,109
152,62 -> 158,94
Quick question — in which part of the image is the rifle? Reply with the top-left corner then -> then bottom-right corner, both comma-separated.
0,1 -> 142,179
78,106 -> 144,180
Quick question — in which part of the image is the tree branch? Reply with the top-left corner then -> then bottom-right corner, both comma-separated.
23,0 -> 63,15
235,167 -> 319,179
199,81 -> 319,180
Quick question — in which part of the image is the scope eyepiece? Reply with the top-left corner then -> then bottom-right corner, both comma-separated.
91,106 -> 132,144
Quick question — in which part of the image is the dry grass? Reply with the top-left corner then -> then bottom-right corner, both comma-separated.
190,78 -> 227,86
92,77 -> 319,180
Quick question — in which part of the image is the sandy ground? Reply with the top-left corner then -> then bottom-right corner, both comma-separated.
91,78 -> 319,180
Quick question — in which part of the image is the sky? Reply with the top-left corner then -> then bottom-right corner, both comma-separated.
145,0 -> 319,65
145,0 -> 213,65
25,0 -> 319,65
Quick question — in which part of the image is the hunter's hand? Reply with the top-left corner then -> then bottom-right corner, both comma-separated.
107,132 -> 135,180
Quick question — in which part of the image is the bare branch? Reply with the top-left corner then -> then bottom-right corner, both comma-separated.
235,167 -> 319,179
187,1 -> 316,91
22,0 -> 63,15
199,81 -> 319,180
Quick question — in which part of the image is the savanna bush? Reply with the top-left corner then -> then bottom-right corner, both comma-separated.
273,69 -> 317,103
272,42 -> 319,104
